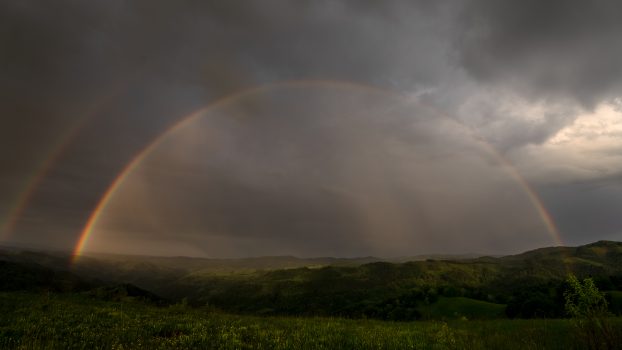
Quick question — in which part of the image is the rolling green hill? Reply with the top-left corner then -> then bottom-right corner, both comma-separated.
0,260 -> 91,292
2,240 -> 622,320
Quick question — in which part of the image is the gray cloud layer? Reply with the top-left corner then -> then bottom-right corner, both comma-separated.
456,0 -> 622,107
1,0 -> 621,256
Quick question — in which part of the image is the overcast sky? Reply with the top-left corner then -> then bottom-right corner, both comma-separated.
1,0 -> 621,257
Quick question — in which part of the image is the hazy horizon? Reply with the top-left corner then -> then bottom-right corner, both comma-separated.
3,232 -> 611,261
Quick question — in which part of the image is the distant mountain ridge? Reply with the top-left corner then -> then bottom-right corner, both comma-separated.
2,240 -> 622,277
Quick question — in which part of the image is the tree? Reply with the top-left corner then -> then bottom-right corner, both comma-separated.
564,275 -> 616,350
564,275 -> 608,318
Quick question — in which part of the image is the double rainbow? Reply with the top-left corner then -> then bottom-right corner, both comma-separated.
71,80 -> 564,261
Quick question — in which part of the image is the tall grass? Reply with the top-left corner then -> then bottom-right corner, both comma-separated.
1,292 -> 621,349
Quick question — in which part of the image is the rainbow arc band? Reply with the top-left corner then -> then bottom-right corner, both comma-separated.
0,65 -> 154,242
72,80 -> 563,262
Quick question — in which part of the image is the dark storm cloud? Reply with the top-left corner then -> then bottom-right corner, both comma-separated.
1,0 -> 454,248
541,183 -> 622,243
455,0 -> 622,108
1,0 -> 621,255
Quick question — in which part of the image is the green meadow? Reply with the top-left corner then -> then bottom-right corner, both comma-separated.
2,241 -> 622,349
0,292 -> 607,350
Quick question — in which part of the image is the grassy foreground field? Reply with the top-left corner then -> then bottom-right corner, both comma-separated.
2,292 -> 620,349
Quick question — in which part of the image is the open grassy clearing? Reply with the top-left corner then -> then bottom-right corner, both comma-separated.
3,292 -> 620,350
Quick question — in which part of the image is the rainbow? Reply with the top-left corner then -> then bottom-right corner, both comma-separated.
414,104 -> 564,247
475,142 -> 563,247
72,79 -> 563,261
0,110 -> 90,241
0,64 -> 157,243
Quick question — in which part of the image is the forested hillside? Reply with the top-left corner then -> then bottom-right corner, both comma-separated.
2,241 -> 622,320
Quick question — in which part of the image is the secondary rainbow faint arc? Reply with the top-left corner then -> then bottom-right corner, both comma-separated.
0,63 -> 156,242
1,103 -> 104,240
73,79 -> 563,260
